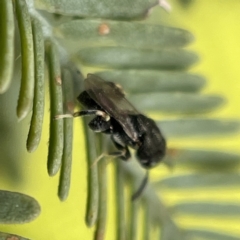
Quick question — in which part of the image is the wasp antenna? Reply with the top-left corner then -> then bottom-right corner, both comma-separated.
131,170 -> 149,201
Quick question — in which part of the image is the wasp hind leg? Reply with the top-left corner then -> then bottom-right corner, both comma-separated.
91,147 -> 130,167
91,137 -> 131,167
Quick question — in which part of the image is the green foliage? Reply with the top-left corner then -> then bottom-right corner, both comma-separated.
77,47 -> 198,69
0,0 -> 240,240
54,19 -> 193,48
26,16 -> 45,152
15,0 -> 35,121
34,0 -> 163,19
0,0 -> 14,93
95,70 -> 206,93
0,190 -> 40,224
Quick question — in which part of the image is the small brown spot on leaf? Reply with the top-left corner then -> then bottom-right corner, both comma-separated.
167,148 -> 179,157
67,101 -> 75,113
56,76 -> 62,85
6,236 -> 20,240
98,23 -> 110,35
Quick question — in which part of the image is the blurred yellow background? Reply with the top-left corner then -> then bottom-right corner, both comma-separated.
1,0 -> 240,239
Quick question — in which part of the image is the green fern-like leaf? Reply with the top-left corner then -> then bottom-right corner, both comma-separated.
0,0 -> 240,240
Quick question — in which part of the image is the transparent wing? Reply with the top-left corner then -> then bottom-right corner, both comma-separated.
85,74 -> 139,141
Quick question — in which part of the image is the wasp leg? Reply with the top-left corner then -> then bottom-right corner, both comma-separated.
74,110 -> 110,121
91,151 -> 125,167
111,135 -> 131,161
91,133 -> 130,167
91,148 -> 130,168
55,109 -> 110,121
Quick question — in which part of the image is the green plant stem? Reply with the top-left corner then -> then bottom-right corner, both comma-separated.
84,122 -> 99,227
115,161 -> 126,240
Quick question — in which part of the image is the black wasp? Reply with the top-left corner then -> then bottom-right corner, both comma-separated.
57,73 -> 166,200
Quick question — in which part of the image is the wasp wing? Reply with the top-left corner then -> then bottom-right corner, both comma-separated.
85,74 -> 139,141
